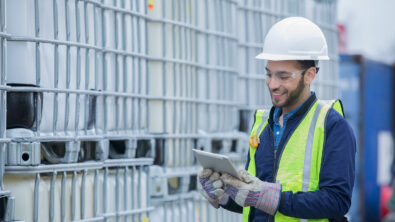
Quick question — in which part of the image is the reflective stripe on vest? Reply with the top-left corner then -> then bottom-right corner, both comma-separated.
243,99 -> 344,222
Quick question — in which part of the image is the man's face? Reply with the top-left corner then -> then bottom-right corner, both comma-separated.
265,60 -> 307,109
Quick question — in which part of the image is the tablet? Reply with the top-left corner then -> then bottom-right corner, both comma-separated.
192,149 -> 240,179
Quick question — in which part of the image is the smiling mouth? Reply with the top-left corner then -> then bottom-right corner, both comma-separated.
271,92 -> 286,101
272,92 -> 284,96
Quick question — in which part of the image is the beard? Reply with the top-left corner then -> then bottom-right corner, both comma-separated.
271,75 -> 306,108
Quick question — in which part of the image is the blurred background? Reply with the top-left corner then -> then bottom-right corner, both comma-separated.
338,0 -> 395,221
0,0 -> 393,221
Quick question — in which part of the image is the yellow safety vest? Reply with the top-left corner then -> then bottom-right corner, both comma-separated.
243,99 -> 344,222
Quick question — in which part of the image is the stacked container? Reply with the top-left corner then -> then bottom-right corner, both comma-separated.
3,0 -> 154,221
0,0 -> 10,219
339,55 -> 394,222
146,1 -> 242,221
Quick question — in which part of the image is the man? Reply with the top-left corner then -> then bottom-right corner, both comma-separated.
198,17 -> 356,221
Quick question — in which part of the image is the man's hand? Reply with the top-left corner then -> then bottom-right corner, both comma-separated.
198,168 -> 229,208
221,169 -> 281,215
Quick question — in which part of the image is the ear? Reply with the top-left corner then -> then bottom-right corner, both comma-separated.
304,67 -> 316,85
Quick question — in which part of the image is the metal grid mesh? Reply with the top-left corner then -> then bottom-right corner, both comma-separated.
5,0 -> 150,139
5,159 -> 153,222
0,1 -> 10,220
310,0 -> 339,99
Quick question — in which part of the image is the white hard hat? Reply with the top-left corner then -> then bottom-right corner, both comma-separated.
256,17 -> 329,61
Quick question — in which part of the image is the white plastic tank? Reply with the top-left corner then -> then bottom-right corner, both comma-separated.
96,168 -> 148,222
4,172 -> 94,221
4,167 -> 147,222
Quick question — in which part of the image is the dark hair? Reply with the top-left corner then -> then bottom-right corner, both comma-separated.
297,60 -> 319,74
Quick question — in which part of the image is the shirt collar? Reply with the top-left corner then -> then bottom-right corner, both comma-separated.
273,91 -> 314,123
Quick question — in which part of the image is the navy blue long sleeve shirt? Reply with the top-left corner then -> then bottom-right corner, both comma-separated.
221,93 -> 356,222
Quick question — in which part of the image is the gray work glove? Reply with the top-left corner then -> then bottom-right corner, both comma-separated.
221,169 -> 282,215
198,168 -> 229,208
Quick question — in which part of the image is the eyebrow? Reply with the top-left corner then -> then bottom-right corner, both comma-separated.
265,67 -> 291,74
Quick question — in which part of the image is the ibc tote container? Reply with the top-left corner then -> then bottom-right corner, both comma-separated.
5,0 -> 152,165
4,161 -> 151,222
2,0 -> 154,221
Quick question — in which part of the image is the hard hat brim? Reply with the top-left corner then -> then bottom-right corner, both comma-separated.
255,52 -> 330,61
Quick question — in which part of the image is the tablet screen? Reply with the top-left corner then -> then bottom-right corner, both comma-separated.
192,149 -> 240,179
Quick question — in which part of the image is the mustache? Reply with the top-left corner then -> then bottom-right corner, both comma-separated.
270,89 -> 286,94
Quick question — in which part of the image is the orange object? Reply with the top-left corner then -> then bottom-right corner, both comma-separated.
250,134 -> 259,148
148,0 -> 155,10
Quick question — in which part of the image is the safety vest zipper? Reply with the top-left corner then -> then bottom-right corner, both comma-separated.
267,124 -> 276,222
269,118 -> 291,222
267,124 -> 276,182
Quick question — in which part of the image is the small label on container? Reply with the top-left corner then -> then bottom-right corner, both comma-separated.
377,131 -> 394,185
